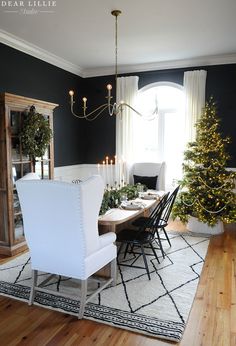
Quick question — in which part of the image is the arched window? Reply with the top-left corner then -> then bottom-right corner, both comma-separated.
134,82 -> 185,189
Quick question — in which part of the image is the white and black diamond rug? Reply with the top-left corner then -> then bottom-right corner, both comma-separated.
0,231 -> 210,342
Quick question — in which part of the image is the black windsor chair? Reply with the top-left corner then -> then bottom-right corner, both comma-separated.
132,186 -> 180,258
116,192 -> 170,280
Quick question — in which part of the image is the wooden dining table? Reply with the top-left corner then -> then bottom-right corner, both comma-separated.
98,197 -> 159,234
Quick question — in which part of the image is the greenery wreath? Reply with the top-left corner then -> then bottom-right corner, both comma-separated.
21,106 -> 52,160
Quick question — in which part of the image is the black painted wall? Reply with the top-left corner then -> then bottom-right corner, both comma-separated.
83,75 -> 116,163
1,42 -> 235,167
0,43 -> 86,167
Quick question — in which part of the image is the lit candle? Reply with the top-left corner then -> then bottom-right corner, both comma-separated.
82,97 -> 87,109
114,155 -> 118,185
106,156 -> 110,186
119,159 -> 122,187
110,160 -> 113,186
97,163 -> 100,175
69,90 -> 74,103
123,160 -> 126,185
107,84 -> 112,98
102,160 -> 106,185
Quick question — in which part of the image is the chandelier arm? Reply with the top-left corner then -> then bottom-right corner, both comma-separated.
85,105 -> 110,121
116,102 -> 142,117
70,103 -> 108,119
107,99 -> 115,116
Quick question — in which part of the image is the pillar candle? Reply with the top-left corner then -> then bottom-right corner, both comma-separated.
102,161 -> 106,186
106,157 -> 109,187
110,160 -> 113,186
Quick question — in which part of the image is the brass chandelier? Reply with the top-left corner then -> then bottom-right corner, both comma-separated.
69,10 -> 158,121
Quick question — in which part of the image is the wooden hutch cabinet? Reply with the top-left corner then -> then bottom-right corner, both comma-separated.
0,93 -> 58,256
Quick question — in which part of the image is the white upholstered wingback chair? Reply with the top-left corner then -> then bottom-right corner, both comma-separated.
16,175 -> 117,319
129,162 -> 166,191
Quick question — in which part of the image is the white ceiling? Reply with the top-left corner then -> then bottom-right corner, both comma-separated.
0,0 -> 236,77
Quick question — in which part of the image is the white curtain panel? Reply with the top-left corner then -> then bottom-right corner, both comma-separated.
116,76 -> 139,162
184,70 -> 207,143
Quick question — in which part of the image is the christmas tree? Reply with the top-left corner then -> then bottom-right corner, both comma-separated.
172,97 -> 236,226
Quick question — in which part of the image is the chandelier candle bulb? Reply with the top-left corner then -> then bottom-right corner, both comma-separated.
69,90 -> 74,103
107,84 -> 112,98
82,97 -> 87,109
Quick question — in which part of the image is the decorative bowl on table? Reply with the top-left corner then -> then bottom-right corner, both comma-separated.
141,192 -> 160,200
120,201 -> 144,210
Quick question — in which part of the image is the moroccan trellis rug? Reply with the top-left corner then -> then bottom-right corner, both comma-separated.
0,231 -> 210,342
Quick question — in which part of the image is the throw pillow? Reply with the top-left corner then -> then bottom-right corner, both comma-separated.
133,175 -> 158,190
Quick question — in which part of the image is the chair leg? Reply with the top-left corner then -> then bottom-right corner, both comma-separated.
130,243 -> 135,253
140,244 -> 151,280
155,230 -> 165,259
124,243 -> 130,259
149,242 -> 160,263
162,227 -> 171,246
117,242 -> 125,259
78,279 -> 88,319
111,258 -> 117,286
29,269 -> 38,305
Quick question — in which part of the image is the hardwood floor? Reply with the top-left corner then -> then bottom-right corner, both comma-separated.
0,222 -> 235,346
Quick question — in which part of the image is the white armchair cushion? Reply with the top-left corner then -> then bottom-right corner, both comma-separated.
99,232 -> 116,248
20,172 -> 40,180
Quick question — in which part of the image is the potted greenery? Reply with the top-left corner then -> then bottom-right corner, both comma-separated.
172,97 -> 236,234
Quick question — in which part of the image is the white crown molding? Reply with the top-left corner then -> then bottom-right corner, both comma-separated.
83,54 -> 236,78
0,29 -> 83,77
1,29 -> 236,78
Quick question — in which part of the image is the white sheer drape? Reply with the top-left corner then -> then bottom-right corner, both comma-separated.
184,70 -> 207,142
116,76 -> 139,162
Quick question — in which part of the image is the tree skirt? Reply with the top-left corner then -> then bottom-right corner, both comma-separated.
0,231 -> 210,342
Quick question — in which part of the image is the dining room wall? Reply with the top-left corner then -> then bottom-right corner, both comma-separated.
0,42 -> 87,167
1,42 -> 235,168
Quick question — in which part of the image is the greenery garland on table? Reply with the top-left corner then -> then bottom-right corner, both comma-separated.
20,106 -> 52,164
99,183 -> 147,215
